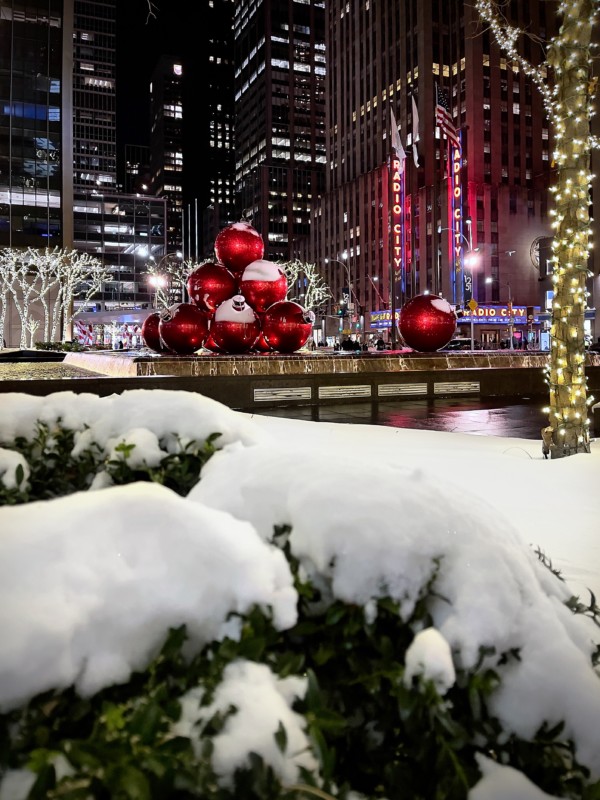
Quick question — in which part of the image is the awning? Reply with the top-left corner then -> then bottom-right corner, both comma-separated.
73,311 -> 153,325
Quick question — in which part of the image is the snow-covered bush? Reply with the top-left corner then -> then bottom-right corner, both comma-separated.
0,390 -> 599,799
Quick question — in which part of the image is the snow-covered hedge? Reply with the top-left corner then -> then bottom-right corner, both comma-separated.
0,390 -> 599,800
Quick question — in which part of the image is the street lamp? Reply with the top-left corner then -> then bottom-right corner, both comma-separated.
148,273 -> 168,309
325,256 -> 361,343
367,275 -> 386,307
146,252 -> 184,308
438,225 -> 480,346
437,225 -> 476,305
504,251 -> 516,350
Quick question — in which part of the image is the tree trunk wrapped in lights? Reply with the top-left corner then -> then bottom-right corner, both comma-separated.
476,0 -> 598,458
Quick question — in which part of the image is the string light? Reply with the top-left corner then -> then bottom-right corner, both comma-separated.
476,0 -> 597,458
0,246 -> 110,348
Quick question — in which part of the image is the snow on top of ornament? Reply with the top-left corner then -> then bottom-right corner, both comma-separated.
241,259 -> 286,282
230,222 -> 256,231
430,297 -> 454,314
214,295 -> 257,324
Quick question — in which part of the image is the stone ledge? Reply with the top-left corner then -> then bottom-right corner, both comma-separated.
64,350 -> 566,379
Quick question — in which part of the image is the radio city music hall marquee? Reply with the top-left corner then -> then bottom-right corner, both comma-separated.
369,305 -> 540,329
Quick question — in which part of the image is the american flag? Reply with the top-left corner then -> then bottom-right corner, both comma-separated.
435,84 -> 461,150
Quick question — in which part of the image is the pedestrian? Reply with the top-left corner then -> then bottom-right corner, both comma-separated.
376,336 -> 386,351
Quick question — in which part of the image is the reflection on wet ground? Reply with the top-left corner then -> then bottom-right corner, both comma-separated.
251,397 -> 550,440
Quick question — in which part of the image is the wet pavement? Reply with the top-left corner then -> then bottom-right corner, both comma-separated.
250,397 -> 550,440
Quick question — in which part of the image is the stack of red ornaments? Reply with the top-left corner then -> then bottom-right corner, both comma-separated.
142,222 -> 315,355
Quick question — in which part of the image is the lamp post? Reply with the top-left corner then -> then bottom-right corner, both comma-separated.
325,256 -> 361,344
146,251 -> 184,309
438,225 -> 480,347
504,251 -> 516,351
148,273 -> 168,309
507,280 -> 514,350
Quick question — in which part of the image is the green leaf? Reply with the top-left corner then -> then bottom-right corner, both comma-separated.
274,721 -> 287,753
111,765 -> 151,800
129,701 -> 164,744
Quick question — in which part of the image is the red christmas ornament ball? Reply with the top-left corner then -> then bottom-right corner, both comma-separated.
211,295 -> 261,353
202,329 -> 224,353
262,301 -> 315,353
141,311 -> 171,353
214,222 -> 264,275
399,294 -> 457,352
186,261 -> 237,313
158,303 -> 210,354
239,259 -> 288,313
253,330 -> 273,353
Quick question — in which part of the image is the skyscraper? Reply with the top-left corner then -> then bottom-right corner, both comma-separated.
233,0 -> 327,263
0,0 -> 168,342
303,0 -> 595,346
0,0 -> 69,252
73,0 -> 117,194
149,55 -> 184,253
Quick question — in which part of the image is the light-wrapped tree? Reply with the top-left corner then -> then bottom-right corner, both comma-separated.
0,248 -> 42,349
0,247 -> 111,346
280,259 -> 333,315
32,248 -> 111,342
145,253 -> 189,310
475,0 -> 599,458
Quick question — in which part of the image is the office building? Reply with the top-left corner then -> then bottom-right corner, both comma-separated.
73,0 -> 117,194
149,55 -> 184,254
0,0 -> 169,343
198,0 -> 237,259
233,0 -> 327,263
303,0 -> 597,346
124,144 -> 151,195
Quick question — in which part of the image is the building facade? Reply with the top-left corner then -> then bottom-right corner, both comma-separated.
233,0 -> 327,263
301,0 -> 597,346
149,55 -> 184,254
198,0 -> 237,260
0,0 -> 169,344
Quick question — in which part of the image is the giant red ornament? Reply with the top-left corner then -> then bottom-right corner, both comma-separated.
262,301 -> 315,353
214,222 -> 264,274
141,311 -> 171,353
399,294 -> 456,352
186,261 -> 237,313
239,259 -> 288,313
211,295 -> 261,353
158,303 -> 210,354
202,329 -> 224,353
253,330 -> 273,353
